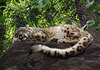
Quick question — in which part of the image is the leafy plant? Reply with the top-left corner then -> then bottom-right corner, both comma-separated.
1,0 -> 79,55
0,0 -> 9,55
84,0 -> 100,30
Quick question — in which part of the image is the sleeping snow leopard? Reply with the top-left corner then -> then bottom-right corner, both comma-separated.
13,24 -> 93,58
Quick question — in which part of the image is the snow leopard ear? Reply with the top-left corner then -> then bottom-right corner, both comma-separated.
25,24 -> 29,27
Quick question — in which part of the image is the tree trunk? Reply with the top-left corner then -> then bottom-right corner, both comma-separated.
0,1 -> 100,70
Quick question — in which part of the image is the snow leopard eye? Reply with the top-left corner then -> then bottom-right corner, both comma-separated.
18,34 -> 23,39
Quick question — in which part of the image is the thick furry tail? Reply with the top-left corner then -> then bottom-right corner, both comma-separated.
30,34 -> 93,58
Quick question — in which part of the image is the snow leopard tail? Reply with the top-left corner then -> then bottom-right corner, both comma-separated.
30,33 -> 93,58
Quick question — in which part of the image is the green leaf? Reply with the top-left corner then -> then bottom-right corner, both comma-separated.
0,6 -> 6,9
86,20 -> 95,26
38,0 -> 45,8
38,0 -> 49,8
86,0 -> 95,13
72,0 -> 75,2
81,24 -> 87,30
95,23 -> 100,29
80,0 -> 86,3
82,20 -> 95,30
82,24 -> 89,30
85,24 -> 89,30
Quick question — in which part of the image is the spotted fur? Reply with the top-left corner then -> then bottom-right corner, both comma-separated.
13,24 -> 93,58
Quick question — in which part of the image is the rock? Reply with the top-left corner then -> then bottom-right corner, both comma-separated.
0,37 -> 100,70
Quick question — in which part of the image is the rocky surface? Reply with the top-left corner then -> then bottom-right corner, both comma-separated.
0,28 -> 100,70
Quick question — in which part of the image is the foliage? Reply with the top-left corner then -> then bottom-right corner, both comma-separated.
0,0 -> 79,55
0,0 -> 9,55
4,0 -> 79,27
80,0 -> 100,30
2,0 -> 100,55
0,0 -> 6,24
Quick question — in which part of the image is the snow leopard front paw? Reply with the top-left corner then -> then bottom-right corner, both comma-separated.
57,39 -> 67,43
